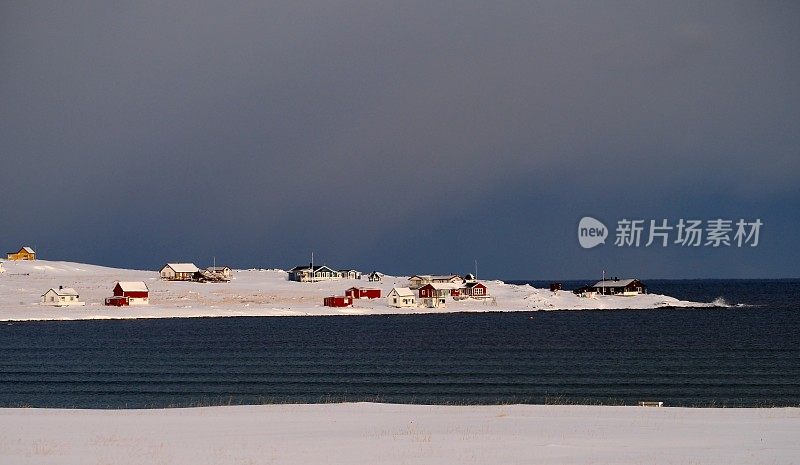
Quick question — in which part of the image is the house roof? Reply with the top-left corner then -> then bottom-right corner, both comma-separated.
290,265 -> 337,273
22,247 -> 35,254
163,263 -> 199,273
420,283 -> 462,290
42,287 -> 79,297
116,281 -> 149,292
592,279 -> 639,288
389,287 -> 415,297
207,266 -> 231,272
466,282 -> 486,288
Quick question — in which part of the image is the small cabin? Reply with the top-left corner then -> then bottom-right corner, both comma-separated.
367,271 -> 382,282
160,263 -> 200,281
105,281 -> 149,306
549,282 -> 562,292
323,296 -> 353,307
463,282 -> 489,298
6,246 -> 35,261
41,286 -> 85,307
345,287 -> 381,299
591,278 -> 646,296
387,287 -> 416,308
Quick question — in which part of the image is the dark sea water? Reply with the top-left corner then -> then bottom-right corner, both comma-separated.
0,279 -> 797,408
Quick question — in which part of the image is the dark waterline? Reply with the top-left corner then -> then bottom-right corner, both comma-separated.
0,280 -> 798,408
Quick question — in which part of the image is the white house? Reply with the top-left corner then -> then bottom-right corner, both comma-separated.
338,269 -> 362,280
41,286 -> 85,307
160,263 -> 200,281
387,287 -> 416,308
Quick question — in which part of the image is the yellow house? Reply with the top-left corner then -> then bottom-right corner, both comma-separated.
6,246 -> 36,261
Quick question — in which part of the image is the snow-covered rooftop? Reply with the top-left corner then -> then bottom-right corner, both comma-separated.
164,263 -> 199,273
116,281 -> 149,292
389,287 -> 414,297
43,287 -> 79,297
593,279 -> 638,288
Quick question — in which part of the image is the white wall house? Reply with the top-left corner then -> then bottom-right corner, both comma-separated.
387,287 -> 416,308
160,263 -> 200,281
41,287 -> 85,307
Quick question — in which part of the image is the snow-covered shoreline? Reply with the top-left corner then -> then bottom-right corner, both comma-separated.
1,403 -> 796,464
0,260 -> 720,322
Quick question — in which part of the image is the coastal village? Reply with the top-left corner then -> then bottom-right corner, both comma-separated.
2,244 -> 653,312
0,243 -> 709,322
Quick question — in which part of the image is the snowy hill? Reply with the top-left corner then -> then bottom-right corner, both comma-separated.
0,260 -> 716,321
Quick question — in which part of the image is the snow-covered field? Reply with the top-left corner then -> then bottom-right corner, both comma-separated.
0,403 -> 796,465
0,260 -> 716,321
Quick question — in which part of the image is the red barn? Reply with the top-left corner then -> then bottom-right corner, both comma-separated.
105,281 -> 150,306
345,287 -> 381,299
323,296 -> 353,307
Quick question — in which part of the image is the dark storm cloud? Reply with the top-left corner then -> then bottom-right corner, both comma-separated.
1,1 -> 798,276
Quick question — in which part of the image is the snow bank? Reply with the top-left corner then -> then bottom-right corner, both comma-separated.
0,260 -> 717,321
0,403 -> 796,464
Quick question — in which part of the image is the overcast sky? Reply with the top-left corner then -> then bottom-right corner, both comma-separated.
2,1 -> 798,279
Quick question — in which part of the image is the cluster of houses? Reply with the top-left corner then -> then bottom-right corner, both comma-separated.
160,263 -> 232,282
39,281 -> 151,307
320,273 -> 491,309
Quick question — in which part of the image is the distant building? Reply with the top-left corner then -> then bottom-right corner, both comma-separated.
387,287 -> 416,308
345,287 -> 381,299
288,264 -> 340,282
6,246 -> 35,261
367,272 -> 382,282
41,286 -> 85,307
549,282 -> 562,292
463,282 -> 489,298
160,263 -> 200,281
194,266 -> 232,283
408,274 -> 465,289
105,281 -> 149,306
323,296 -> 353,307
0,261 -> 5,273
339,269 -> 362,280
590,278 -> 646,296
418,283 -> 462,307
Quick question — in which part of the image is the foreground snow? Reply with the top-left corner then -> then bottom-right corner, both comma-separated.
0,260 -> 717,321
0,403 -> 796,464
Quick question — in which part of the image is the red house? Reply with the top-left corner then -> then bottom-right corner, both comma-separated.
105,281 -> 150,306
418,283 -> 461,299
345,287 -> 381,299
464,282 -> 489,297
323,296 -> 353,307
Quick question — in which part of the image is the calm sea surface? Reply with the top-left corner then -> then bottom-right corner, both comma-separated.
1,280 -> 797,408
